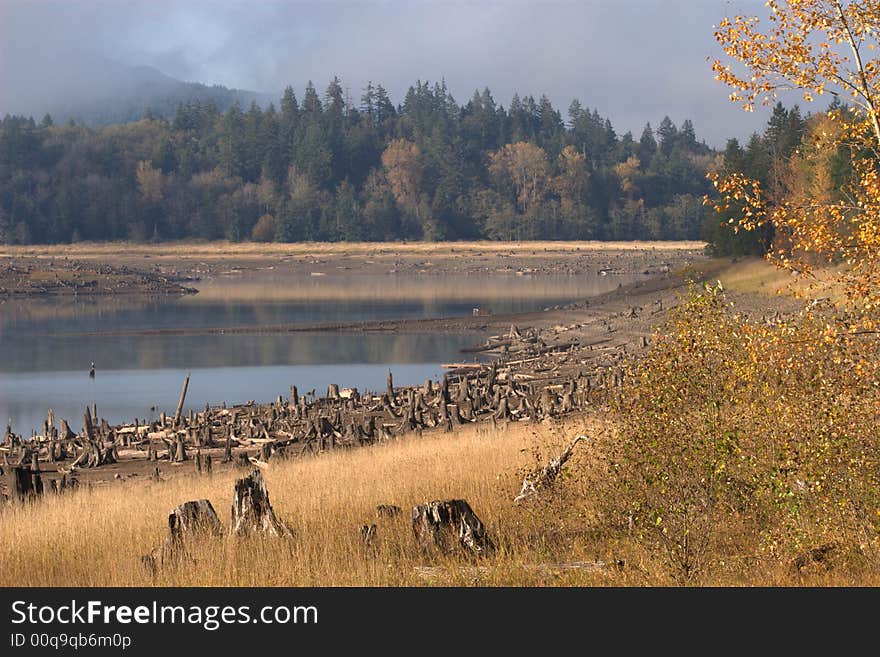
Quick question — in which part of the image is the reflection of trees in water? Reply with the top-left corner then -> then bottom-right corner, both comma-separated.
0,332 -> 483,372
0,296 -> 164,329
0,271 -> 638,373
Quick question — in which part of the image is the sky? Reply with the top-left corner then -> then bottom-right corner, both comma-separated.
0,0 -> 790,147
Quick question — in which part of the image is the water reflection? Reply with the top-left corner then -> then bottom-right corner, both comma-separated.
0,272 -> 635,432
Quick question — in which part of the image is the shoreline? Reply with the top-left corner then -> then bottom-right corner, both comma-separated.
1,243 -> 794,495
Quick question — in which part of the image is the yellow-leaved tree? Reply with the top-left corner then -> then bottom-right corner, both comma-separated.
594,1 -> 880,583
710,0 -> 880,319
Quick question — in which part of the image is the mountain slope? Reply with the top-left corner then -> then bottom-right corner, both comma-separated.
2,58 -> 276,126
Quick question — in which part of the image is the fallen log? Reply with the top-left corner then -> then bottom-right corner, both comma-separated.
514,435 -> 588,504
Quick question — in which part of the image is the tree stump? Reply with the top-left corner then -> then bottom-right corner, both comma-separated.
411,499 -> 494,556
2,465 -> 41,503
230,469 -> 293,538
376,504 -> 402,518
141,499 -> 223,575
173,434 -> 187,462
360,524 -> 377,547
259,442 -> 272,462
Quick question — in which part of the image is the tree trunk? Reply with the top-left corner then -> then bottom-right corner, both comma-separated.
173,373 -> 190,428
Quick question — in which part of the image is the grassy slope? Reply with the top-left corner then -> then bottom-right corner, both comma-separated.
1,418 -> 628,587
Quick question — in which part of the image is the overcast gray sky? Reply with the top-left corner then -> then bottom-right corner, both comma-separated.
0,0 -> 794,146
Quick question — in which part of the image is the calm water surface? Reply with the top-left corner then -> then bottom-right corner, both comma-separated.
0,271 -> 634,433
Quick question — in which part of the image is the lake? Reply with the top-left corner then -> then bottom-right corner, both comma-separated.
0,270 -> 633,434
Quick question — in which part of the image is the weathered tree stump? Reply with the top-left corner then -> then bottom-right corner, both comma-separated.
411,499 -> 494,556
2,465 -> 42,503
259,442 -> 272,462
360,523 -> 377,547
59,419 -> 75,441
230,469 -> 293,538
376,504 -> 402,518
172,434 -> 187,462
29,452 -> 43,496
141,499 -> 223,575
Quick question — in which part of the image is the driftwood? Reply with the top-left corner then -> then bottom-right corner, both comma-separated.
230,469 -> 293,538
413,560 -> 620,581
141,499 -> 223,575
514,435 -> 588,504
411,499 -> 494,556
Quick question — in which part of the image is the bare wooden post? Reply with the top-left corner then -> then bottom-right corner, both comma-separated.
290,385 -> 299,407
386,369 -> 394,401
173,373 -> 190,428
327,384 -> 340,400
230,469 -> 293,537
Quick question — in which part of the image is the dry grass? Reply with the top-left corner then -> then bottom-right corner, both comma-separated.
0,239 -> 707,261
0,417 -> 630,587
3,410 -> 873,586
687,256 -> 852,304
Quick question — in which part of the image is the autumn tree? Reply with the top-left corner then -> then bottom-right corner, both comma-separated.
711,0 -> 880,315
488,141 -> 549,214
381,138 -> 427,235
136,160 -> 164,203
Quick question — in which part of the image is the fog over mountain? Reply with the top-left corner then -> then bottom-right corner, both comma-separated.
0,0 -> 792,144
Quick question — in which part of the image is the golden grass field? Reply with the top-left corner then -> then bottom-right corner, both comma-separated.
0,239 -> 707,261
3,410 -> 867,587
0,418 -> 631,587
